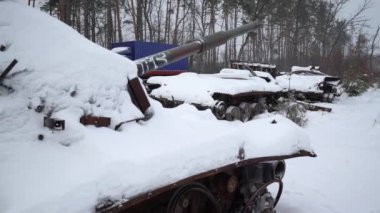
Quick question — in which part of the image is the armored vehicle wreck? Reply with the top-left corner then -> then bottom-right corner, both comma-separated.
0,2 -> 315,213
276,66 -> 341,102
135,32 -> 286,122
145,69 -> 282,122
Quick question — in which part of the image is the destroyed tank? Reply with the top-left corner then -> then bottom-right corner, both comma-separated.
276,66 -> 342,103
229,61 -> 341,103
135,35 -> 283,122
0,2 -> 315,213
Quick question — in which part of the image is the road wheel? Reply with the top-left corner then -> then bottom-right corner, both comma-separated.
167,182 -> 220,213
225,106 -> 241,121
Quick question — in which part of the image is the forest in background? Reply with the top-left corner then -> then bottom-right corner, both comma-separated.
29,0 -> 380,83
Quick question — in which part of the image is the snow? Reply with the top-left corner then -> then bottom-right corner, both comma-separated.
0,0 -> 142,129
148,71 -> 282,107
218,68 -> 253,79
276,89 -> 380,213
276,73 -> 327,93
254,71 -> 277,82
110,47 -> 131,54
231,61 -> 276,69
0,2 -> 313,213
291,65 -> 321,73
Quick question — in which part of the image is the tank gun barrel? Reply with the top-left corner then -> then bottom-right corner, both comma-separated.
135,22 -> 258,75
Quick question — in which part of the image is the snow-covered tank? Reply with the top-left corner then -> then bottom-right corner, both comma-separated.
134,23 -> 286,122
276,66 -> 342,102
143,69 -> 282,122
228,62 -> 341,103
0,2 -> 315,213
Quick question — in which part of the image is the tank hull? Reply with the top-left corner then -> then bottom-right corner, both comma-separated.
97,150 -> 315,213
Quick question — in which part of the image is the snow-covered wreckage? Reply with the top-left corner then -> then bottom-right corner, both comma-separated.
0,1 -> 315,213
276,66 -> 341,102
228,61 -> 341,103
144,68 -> 282,122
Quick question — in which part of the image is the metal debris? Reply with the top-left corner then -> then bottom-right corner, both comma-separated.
43,117 -> 65,131
80,116 -> 111,127
0,59 -> 17,83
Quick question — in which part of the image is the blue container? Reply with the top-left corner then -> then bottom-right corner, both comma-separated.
111,41 -> 188,71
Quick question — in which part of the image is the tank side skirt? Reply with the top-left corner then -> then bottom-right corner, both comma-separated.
98,150 -> 316,213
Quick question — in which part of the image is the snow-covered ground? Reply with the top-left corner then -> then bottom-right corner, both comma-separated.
277,89 -> 380,213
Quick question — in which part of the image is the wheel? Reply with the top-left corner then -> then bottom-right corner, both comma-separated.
213,101 -> 227,120
250,101 -> 266,119
327,93 -> 334,103
225,106 -> 241,121
239,102 -> 252,122
167,182 -> 220,213
243,180 -> 283,213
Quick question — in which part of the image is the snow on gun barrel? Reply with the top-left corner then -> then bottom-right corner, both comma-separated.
0,1 -> 314,213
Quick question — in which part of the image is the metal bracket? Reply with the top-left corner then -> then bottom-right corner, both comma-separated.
80,116 -> 111,127
43,117 -> 65,130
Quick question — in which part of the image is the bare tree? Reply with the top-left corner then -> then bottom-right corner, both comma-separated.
370,25 -> 380,73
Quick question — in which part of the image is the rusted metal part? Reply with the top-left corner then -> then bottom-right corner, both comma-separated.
97,150 -> 315,213
128,77 -> 151,116
80,116 -> 111,127
43,117 -> 65,131
0,59 -> 17,82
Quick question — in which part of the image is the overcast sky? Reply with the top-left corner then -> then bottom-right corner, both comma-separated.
341,0 -> 380,36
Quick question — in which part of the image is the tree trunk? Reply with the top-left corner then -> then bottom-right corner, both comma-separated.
59,0 -> 71,25
172,0 -> 181,45
83,0 -> 90,39
91,0 -> 96,42
106,0 -> 113,48
115,0 -> 123,42
136,0 -> 143,40
370,26 -> 380,73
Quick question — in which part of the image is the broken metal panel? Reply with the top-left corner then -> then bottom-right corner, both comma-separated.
80,116 -> 111,127
128,77 -> 151,115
